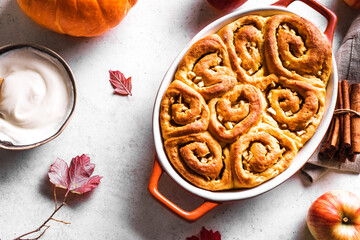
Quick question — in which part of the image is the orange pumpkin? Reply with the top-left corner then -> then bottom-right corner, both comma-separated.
17,0 -> 138,37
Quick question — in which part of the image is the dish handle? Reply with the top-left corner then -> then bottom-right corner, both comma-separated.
271,0 -> 337,44
148,155 -> 220,222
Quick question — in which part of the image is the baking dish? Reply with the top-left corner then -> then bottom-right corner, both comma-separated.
149,0 -> 337,221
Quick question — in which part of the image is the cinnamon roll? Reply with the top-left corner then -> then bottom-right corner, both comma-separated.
264,14 -> 332,87
175,34 -> 237,100
265,77 -> 326,145
164,132 -> 233,191
160,80 -> 210,140
231,123 -> 298,188
159,14 -> 332,191
209,84 -> 263,143
218,15 -> 278,90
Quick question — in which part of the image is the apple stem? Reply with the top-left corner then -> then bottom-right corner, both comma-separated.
343,217 -> 349,223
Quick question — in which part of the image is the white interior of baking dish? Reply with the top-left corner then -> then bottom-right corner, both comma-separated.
153,6 -> 338,202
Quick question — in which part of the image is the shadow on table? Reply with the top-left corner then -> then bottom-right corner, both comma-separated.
37,170 -> 96,208
296,219 -> 315,240
127,168 -> 226,239
125,147 -> 265,239
0,149 -> 24,180
0,147 -> 94,205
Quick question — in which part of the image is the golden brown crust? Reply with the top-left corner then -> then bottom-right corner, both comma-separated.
165,132 -> 233,191
175,34 -> 237,100
160,80 -> 210,140
265,77 -> 326,146
231,123 -> 298,188
208,84 -> 263,143
218,15 -> 278,90
160,14 -> 331,191
264,14 -> 332,87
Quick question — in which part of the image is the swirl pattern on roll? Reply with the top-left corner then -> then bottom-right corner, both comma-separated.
265,77 -> 325,145
165,132 -> 233,191
231,124 -> 298,188
218,15 -> 278,90
264,14 -> 332,87
160,80 -> 210,140
160,14 -> 332,191
175,34 -> 237,100
209,84 -> 263,143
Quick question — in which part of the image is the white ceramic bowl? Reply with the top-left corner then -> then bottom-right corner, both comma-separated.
0,43 -> 77,150
153,6 -> 337,202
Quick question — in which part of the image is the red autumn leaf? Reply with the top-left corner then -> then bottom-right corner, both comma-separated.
48,154 -> 102,197
186,227 -> 221,240
200,227 -> 221,240
48,158 -> 69,190
186,237 -> 199,240
68,154 -> 102,194
109,70 -> 132,96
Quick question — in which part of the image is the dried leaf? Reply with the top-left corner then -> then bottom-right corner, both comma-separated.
200,227 -> 221,240
109,70 -> 132,96
48,154 -> 102,197
70,175 -> 103,194
186,237 -> 199,240
186,227 -> 221,240
48,158 -> 69,190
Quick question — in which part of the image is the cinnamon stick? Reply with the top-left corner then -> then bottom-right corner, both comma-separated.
351,83 -> 360,154
348,153 -> 357,162
319,82 -> 342,159
319,81 -> 360,162
319,118 -> 335,158
337,81 -> 347,162
319,81 -> 342,160
342,80 -> 351,150
339,80 -> 351,162
329,85 -> 341,157
338,81 -> 344,141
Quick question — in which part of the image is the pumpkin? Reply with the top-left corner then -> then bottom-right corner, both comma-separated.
17,0 -> 138,37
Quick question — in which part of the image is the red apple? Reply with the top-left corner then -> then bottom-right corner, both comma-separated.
206,0 -> 248,11
307,190 -> 360,240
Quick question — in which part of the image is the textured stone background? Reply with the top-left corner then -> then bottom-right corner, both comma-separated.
0,0 -> 358,239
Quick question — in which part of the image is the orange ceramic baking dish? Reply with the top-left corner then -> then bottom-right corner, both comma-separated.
149,0 -> 337,221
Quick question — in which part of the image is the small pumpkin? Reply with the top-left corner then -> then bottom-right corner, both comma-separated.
17,0 -> 138,37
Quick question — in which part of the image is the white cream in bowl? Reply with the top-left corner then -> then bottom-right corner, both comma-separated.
0,47 -> 74,146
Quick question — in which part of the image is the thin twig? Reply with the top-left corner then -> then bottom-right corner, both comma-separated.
31,225 -> 50,240
35,225 -> 50,240
53,185 -> 57,210
51,218 -> 71,224
15,225 -> 50,240
13,190 -> 68,240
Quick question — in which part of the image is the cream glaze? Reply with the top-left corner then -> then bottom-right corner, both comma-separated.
0,47 -> 73,145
